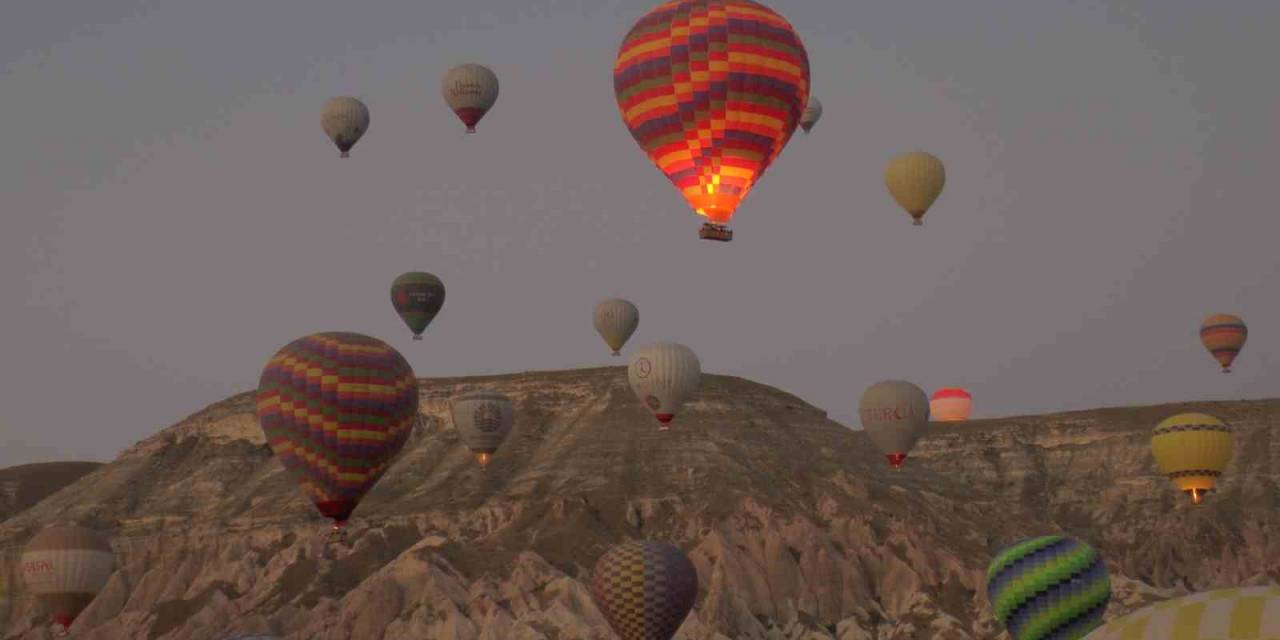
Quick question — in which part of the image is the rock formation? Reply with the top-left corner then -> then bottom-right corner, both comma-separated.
0,367 -> 1275,639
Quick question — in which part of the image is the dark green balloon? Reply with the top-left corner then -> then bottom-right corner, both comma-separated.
391,272 -> 445,340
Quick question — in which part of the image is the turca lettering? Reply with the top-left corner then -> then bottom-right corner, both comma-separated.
452,81 -> 485,96
861,407 -> 913,421
21,559 -> 55,574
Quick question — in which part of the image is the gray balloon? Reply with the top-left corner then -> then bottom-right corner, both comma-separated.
450,390 -> 514,468
858,380 -> 929,469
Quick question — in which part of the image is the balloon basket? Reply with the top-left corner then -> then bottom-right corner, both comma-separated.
412,335 -> 424,341
325,521 -> 350,544
698,223 -> 733,242
340,151 -> 350,159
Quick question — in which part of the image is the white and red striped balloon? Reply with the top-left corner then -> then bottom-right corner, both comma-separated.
930,388 -> 973,422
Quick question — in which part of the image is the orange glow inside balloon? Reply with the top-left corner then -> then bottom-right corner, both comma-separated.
613,0 -> 810,228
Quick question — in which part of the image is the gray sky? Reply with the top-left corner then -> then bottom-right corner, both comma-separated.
4,0 -> 1279,467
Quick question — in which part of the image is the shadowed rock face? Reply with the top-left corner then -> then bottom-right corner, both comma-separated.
0,462 -> 102,524
0,367 -> 1275,639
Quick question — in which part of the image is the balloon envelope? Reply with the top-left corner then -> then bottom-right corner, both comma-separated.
320,96 -> 370,158
450,390 -> 515,468
591,540 -> 698,640
1199,313 -> 1246,373
391,272 -> 446,340
986,536 -> 1111,640
256,332 -> 418,526
442,64 -> 499,133
885,151 -> 946,225
613,0 -> 810,232
858,380 -> 929,468
628,342 -> 701,429
800,96 -> 823,133
1084,586 -> 1280,639
20,525 -> 115,633
1151,412 -> 1233,504
594,298 -> 639,356
930,387 -> 972,422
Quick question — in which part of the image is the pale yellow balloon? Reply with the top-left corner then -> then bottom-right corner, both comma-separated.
1084,586 -> 1280,639
442,64 -> 499,133
628,342 -> 701,430
593,298 -> 639,356
320,96 -> 370,158
885,151 -> 946,225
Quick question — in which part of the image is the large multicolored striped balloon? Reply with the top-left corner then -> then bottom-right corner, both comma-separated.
986,536 -> 1112,640
613,0 -> 810,238
390,272 -> 446,340
591,540 -> 699,640
256,332 -> 418,530
1199,313 -> 1247,373
1084,586 -> 1280,640
1151,412 -> 1234,505
20,525 -> 116,635
930,387 -> 973,422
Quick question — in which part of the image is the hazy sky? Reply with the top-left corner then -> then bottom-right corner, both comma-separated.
4,0 -> 1279,467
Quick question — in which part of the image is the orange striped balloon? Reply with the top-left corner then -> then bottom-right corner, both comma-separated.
1199,313 -> 1247,373
613,0 -> 810,234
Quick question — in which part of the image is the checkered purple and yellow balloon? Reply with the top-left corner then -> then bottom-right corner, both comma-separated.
591,540 -> 699,640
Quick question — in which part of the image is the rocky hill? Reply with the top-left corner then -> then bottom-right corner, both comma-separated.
0,462 -> 102,523
0,367 -> 1275,639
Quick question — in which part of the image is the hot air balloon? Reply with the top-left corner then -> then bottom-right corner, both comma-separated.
591,540 -> 698,640
19,525 -> 116,636
800,96 -> 823,134
1199,313 -> 1247,373
858,380 -> 929,469
320,97 -> 370,158
450,390 -> 514,468
391,272 -> 446,341
986,536 -> 1111,640
256,332 -> 418,536
885,151 -> 946,226
613,0 -> 811,242
594,298 -> 640,356
1084,586 -> 1280,639
930,387 -> 973,422
1151,412 -> 1233,505
0,564 -> 11,627
628,342 -> 701,430
442,64 -> 499,133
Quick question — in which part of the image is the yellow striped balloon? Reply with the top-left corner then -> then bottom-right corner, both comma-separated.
1151,413 -> 1233,505
1085,586 -> 1280,640
613,0 -> 810,239
1199,313 -> 1247,373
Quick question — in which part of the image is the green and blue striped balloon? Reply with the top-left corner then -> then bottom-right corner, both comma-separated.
986,536 -> 1111,640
